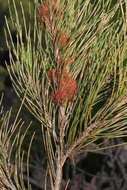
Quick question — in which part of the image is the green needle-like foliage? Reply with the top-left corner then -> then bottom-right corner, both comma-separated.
4,0 -> 127,189
0,95 -> 35,190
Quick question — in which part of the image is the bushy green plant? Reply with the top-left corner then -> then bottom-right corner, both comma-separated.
0,0 -> 34,48
1,0 -> 127,189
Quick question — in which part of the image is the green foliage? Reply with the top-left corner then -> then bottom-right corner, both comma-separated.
1,0 -> 127,189
0,95 -> 35,189
0,0 -> 34,48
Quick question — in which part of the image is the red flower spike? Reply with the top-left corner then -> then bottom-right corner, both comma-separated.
59,31 -> 70,48
51,90 -> 67,105
47,70 -> 53,79
60,70 -> 70,85
38,2 -> 50,26
52,75 -> 77,105
47,68 -> 60,83
39,2 -> 50,18
48,68 -> 77,105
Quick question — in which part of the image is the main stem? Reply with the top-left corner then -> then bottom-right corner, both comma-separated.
54,106 -> 66,190
54,146 -> 63,190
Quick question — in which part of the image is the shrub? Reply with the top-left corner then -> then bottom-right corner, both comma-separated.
0,0 -> 127,189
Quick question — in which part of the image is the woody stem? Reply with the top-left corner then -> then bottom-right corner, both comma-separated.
54,106 -> 66,190
54,146 -> 63,190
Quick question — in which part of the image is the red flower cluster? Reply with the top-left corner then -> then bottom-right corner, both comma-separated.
38,1 -> 70,50
38,1 -> 61,27
59,31 -> 70,48
39,2 -> 49,18
38,1 -> 77,105
48,69 -> 77,105
47,68 -> 60,84
54,29 -> 70,49
48,68 -> 60,80
38,1 -> 50,26
52,79 -> 77,104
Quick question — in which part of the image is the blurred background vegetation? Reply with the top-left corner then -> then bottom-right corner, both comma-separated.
0,0 -> 43,158
0,0 -> 10,90
0,0 -> 34,89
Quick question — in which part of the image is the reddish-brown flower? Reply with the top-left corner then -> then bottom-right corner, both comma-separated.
47,68 -> 60,82
59,31 -> 70,48
53,29 -> 70,49
38,2 -> 50,26
39,2 -> 50,18
48,68 -> 77,105
51,73 -> 77,105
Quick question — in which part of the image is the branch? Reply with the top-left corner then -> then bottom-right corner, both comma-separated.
62,121 -> 98,164
54,146 -> 63,190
